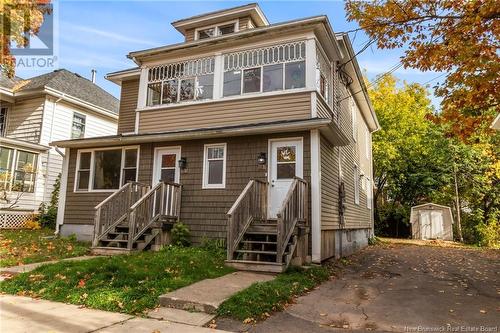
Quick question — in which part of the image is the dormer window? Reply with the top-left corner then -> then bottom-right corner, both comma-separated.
196,21 -> 237,40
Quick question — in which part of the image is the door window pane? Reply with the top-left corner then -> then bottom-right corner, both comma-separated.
179,78 -> 195,101
263,64 -> 283,92
161,154 -> 176,168
196,74 -> 214,100
277,146 -> 296,162
223,71 -> 241,96
160,169 -> 175,182
93,149 -> 121,190
243,67 -> 261,93
285,61 -> 305,90
147,82 -> 161,106
162,79 -> 178,104
277,163 -> 295,179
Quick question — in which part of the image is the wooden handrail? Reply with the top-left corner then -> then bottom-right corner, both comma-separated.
127,181 -> 182,249
276,177 -> 308,264
226,179 -> 268,260
93,181 -> 149,247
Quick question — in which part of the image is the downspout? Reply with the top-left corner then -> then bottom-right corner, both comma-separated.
45,95 -> 64,234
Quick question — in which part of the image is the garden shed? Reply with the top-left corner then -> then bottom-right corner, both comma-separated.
410,203 -> 454,241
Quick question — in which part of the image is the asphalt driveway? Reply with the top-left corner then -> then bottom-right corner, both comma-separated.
217,240 -> 499,332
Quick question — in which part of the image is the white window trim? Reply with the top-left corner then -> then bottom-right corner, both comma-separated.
0,106 -> 8,137
71,112 -> 86,139
351,97 -> 357,142
74,145 -> 140,193
194,19 -> 239,41
202,143 -> 227,189
354,164 -> 360,205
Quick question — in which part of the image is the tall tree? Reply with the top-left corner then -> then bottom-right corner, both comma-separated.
345,0 -> 500,114
0,0 -> 51,77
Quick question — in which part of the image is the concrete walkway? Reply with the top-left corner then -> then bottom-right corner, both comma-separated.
0,295 -> 230,333
1,256 -> 96,275
159,271 -> 274,314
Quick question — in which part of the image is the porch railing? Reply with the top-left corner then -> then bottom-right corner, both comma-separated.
93,181 -> 149,246
276,177 -> 308,264
227,179 -> 268,260
127,181 -> 182,249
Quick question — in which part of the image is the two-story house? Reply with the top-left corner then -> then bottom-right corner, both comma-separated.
52,4 -> 379,272
0,69 -> 118,228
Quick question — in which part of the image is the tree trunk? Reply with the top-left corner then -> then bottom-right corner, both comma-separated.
453,163 -> 464,242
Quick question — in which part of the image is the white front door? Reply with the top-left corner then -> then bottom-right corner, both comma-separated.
153,147 -> 181,185
268,139 -> 303,218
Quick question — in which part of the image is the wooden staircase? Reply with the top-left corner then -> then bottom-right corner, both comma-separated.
92,181 -> 182,255
226,178 -> 308,273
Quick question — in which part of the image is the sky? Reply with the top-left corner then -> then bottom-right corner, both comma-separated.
16,0 -> 444,109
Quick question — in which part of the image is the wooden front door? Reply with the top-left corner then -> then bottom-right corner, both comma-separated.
268,138 -> 303,218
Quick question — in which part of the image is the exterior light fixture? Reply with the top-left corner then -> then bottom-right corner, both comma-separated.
178,157 -> 187,169
257,152 -> 267,165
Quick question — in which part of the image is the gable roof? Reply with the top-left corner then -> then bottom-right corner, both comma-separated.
1,69 -> 119,114
0,75 -> 22,90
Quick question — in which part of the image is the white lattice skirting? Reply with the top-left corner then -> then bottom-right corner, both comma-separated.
0,211 -> 34,229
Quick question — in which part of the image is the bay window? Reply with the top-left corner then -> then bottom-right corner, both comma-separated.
76,147 -> 139,191
0,147 -> 38,193
203,143 -> 226,189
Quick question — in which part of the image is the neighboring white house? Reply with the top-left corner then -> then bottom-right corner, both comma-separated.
0,69 -> 118,227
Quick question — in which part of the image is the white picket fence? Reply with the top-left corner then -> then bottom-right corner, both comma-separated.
0,210 -> 35,229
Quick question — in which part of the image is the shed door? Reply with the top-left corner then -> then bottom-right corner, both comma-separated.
431,211 -> 444,239
420,211 -> 432,239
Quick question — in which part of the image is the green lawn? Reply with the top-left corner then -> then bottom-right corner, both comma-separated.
0,229 -> 90,267
217,266 -> 330,321
0,246 -> 234,315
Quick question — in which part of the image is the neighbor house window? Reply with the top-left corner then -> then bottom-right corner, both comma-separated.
0,147 -> 13,191
12,150 -> 37,192
76,147 -> 139,191
223,41 -> 306,97
351,98 -> 357,141
366,178 -> 372,209
146,57 -> 215,107
71,113 -> 86,139
196,22 -> 236,40
203,143 -> 226,189
354,164 -> 359,205
0,148 -> 38,192
0,107 -> 7,137
365,127 -> 370,159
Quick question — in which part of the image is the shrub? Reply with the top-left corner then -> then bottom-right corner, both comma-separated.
476,211 -> 500,248
171,222 -> 191,247
25,218 -> 41,230
37,174 -> 60,229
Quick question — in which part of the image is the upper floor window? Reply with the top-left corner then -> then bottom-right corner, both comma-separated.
351,98 -> 357,141
147,57 -> 215,107
0,107 -> 7,137
223,41 -> 306,97
365,127 -> 370,158
316,47 -> 331,104
196,22 -> 237,40
353,164 -> 359,205
71,113 -> 86,139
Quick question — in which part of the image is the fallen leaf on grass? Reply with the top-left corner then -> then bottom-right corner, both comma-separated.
480,310 -> 487,314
